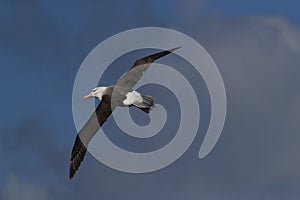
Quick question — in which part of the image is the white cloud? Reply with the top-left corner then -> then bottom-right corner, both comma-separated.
251,15 -> 300,55
1,175 -> 52,200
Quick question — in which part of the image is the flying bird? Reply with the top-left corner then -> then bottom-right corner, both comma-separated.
69,47 -> 180,179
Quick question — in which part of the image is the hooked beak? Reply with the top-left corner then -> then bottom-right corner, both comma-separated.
83,93 -> 93,100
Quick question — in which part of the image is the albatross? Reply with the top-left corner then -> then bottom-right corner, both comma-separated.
69,47 -> 180,179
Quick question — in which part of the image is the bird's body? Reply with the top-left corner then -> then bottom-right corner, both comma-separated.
84,86 -> 154,111
123,91 -> 144,106
69,47 -> 180,179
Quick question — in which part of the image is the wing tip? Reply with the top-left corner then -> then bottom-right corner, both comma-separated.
69,168 -> 75,180
167,46 -> 181,52
69,135 -> 87,180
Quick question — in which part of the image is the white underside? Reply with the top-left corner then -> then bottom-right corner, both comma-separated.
123,91 -> 143,106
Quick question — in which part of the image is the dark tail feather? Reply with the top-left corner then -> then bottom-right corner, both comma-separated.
136,95 -> 154,113
139,107 -> 151,113
141,95 -> 154,106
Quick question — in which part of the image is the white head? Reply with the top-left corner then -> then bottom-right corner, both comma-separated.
83,86 -> 107,100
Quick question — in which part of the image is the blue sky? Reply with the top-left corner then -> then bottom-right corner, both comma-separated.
1,0 -> 300,199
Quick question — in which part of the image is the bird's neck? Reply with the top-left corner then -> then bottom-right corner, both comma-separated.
95,86 -> 107,99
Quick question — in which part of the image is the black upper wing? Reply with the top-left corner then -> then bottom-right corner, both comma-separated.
114,47 -> 180,94
69,95 -> 113,179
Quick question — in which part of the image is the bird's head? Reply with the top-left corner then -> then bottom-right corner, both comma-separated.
83,86 -> 106,100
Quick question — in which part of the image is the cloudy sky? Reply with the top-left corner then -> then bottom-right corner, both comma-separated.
1,0 -> 300,199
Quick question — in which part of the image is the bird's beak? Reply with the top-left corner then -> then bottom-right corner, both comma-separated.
83,93 -> 93,100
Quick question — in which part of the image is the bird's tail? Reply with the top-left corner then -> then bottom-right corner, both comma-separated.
134,95 -> 154,113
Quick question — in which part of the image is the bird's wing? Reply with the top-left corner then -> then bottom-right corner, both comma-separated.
114,47 -> 180,94
69,95 -> 113,179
